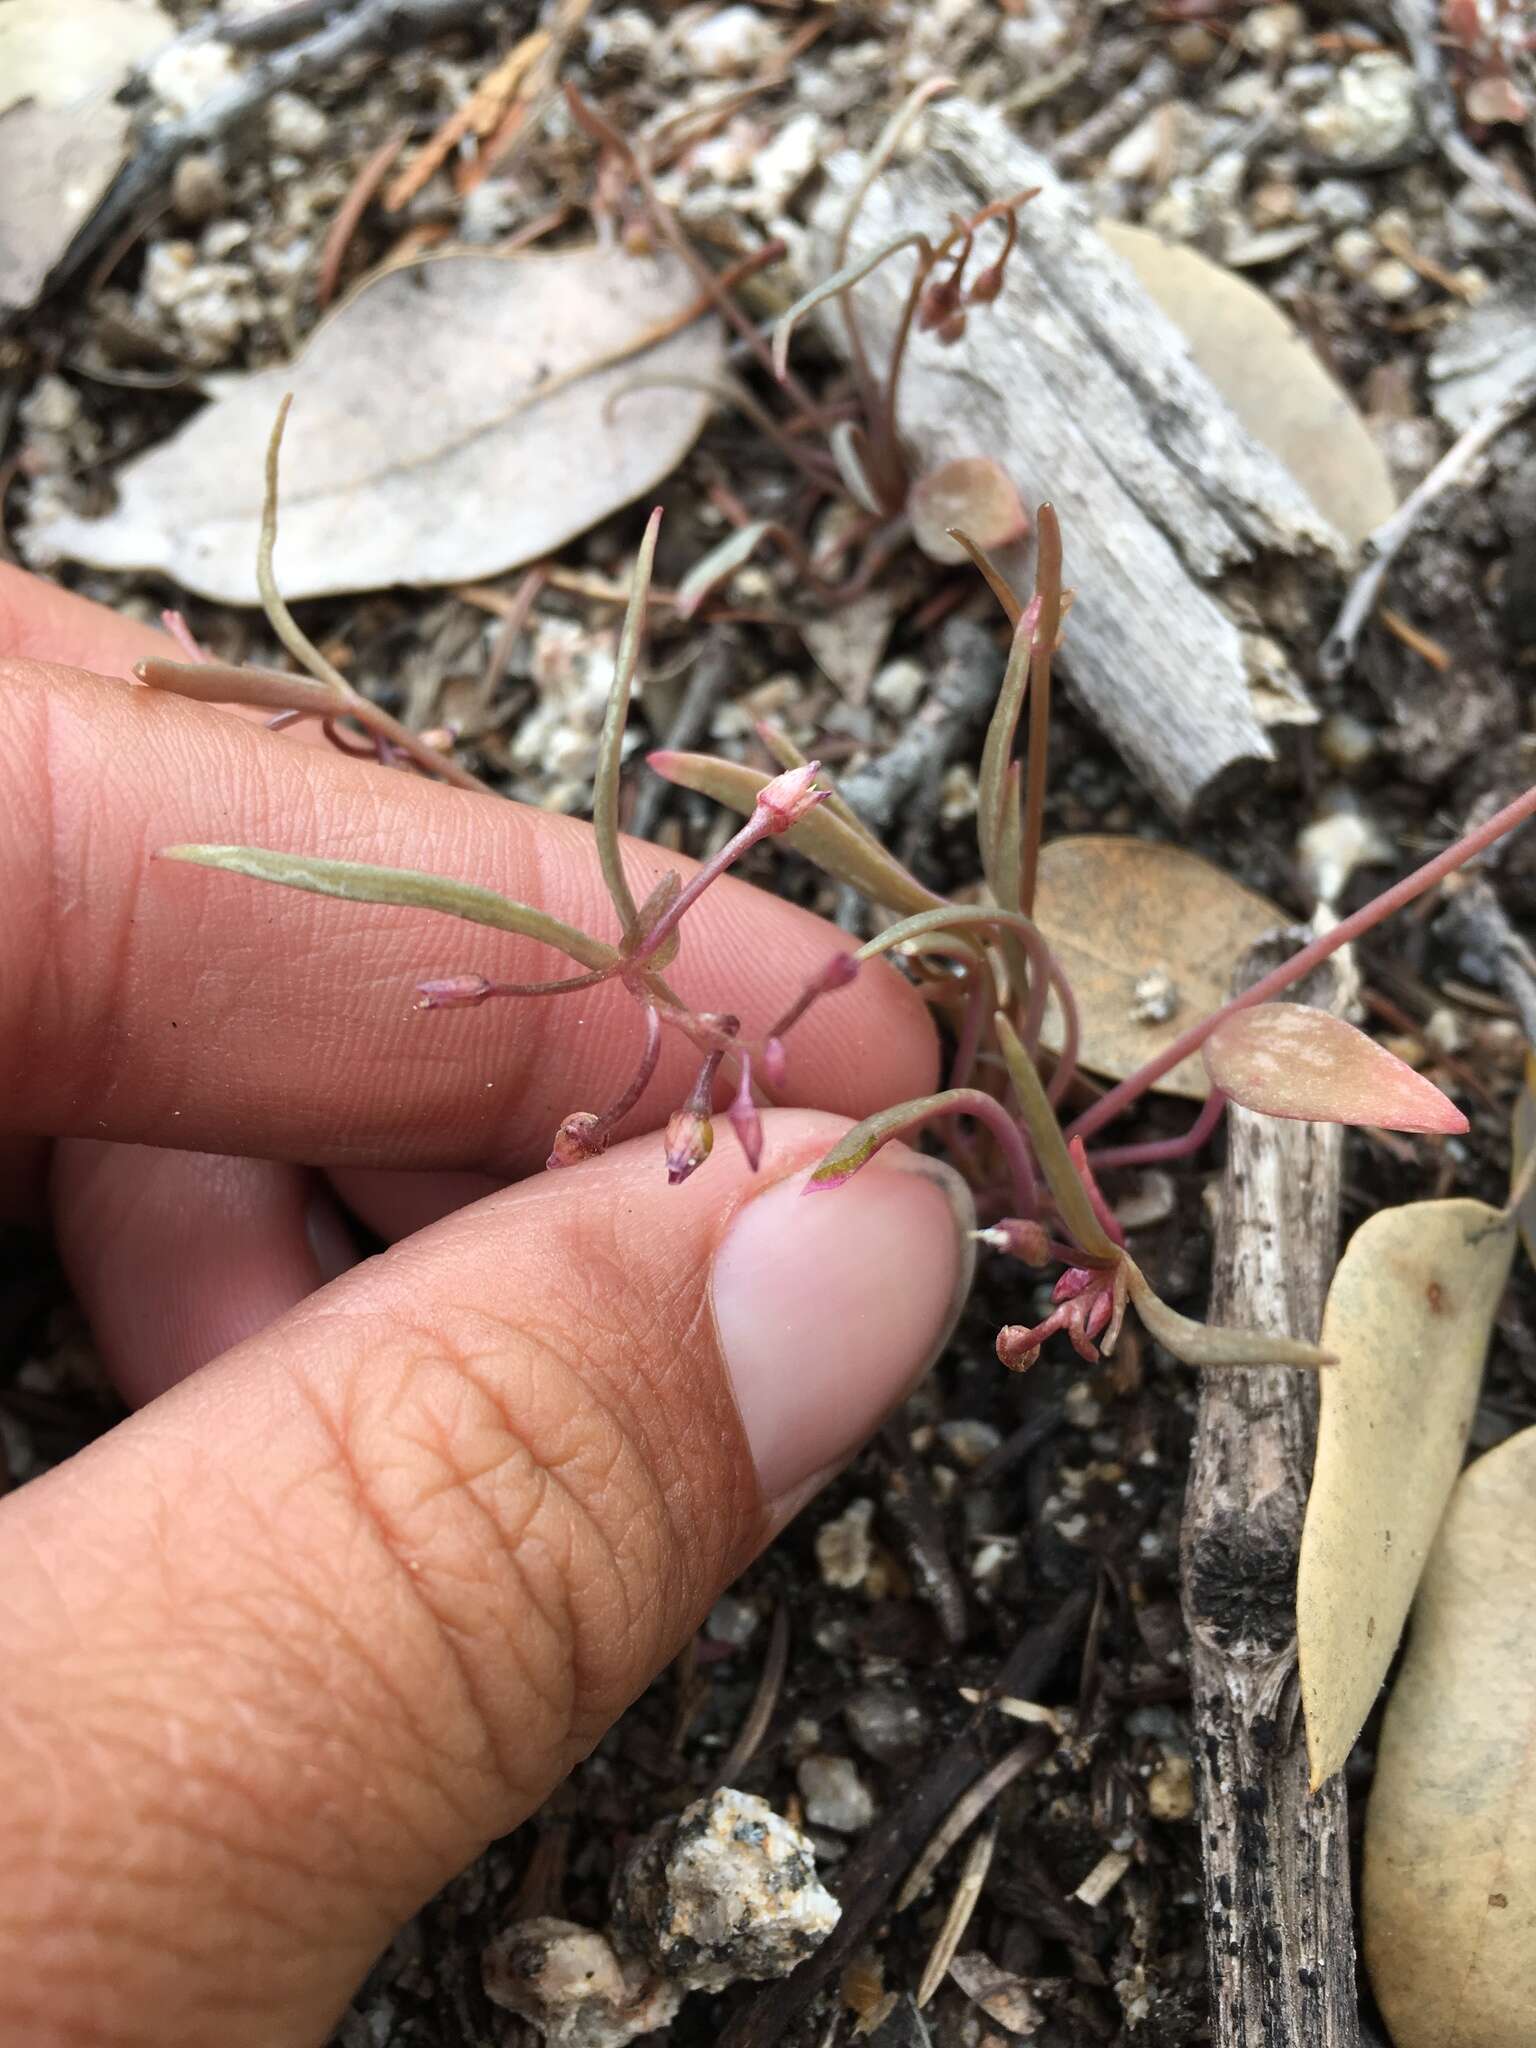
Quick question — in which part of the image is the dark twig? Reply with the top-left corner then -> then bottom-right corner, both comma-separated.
716,1591 -> 1088,2048
1050,52 -> 1177,170
838,617 -> 1005,836
1434,877 -> 1536,1049
1321,369 -> 1536,678
1389,0 -> 1536,231
879,1420 -> 969,1647
1181,942 -> 1357,2048
51,0 -> 492,293
707,1599 -> 790,1795
628,628 -> 738,845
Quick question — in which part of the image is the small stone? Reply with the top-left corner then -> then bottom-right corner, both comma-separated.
1332,227 -> 1379,279
678,5 -> 778,78
816,1497 -> 876,1589
845,1687 -> 929,1765
936,1418 -> 1002,1470
1131,968 -> 1179,1024
20,373 -> 82,437
1168,23 -> 1220,67
872,657 -> 926,720
1319,711 -> 1379,774
1309,178 -> 1372,227
587,7 -> 656,65
1241,3 -> 1304,56
750,111 -> 820,218
614,1789 -> 840,1991
1368,256 -> 1421,304
797,1755 -> 875,1833
939,764 -> 977,822
705,1595 -> 760,1648
1147,1755 -> 1195,1822
267,92 -> 329,159
1301,54 -> 1419,165
483,1919 -> 681,2048
170,153 -> 228,224
147,38 -> 237,118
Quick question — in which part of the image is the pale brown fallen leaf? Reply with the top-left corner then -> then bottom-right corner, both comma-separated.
1297,1198 -> 1516,1791
1097,221 -> 1396,550
1033,836 -> 1282,1099
0,0 -> 172,315
1514,1052 -> 1535,1269
1364,1425 -> 1536,2048
947,1952 -> 1044,2036
37,245 -> 723,602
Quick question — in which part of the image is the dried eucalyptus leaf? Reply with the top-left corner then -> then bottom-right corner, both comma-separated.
159,845 -> 619,971
1033,836 -> 1282,1099
1364,1425 -> 1536,2048
648,752 -> 942,916
1097,222 -> 1396,550
39,247 -> 722,601
0,0 -> 173,315
1298,1199 -> 1516,1790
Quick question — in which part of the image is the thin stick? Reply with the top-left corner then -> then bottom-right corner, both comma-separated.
1019,503 -> 1060,918
895,1739 -> 1039,1912
1390,0 -> 1536,231
257,397 -> 492,794
915,1809 -> 1000,2007
1322,371 -> 1536,678
316,124 -> 409,308
707,1601 -> 790,1794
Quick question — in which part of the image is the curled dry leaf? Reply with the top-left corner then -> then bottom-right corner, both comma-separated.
1203,1003 -> 1468,1133
1033,836 -> 1282,1099
0,0 -> 173,315
1096,221 -> 1396,551
38,246 -> 723,602
1363,1426 -> 1536,2048
908,457 -> 1029,566
1297,1199 -> 1516,1790
947,1952 -> 1044,2036
1514,1052 -> 1535,1269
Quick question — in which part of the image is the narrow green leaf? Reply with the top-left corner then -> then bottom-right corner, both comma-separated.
829,422 -> 883,516
772,233 -> 933,382
675,521 -> 771,621
134,656 -> 337,715
159,846 -> 619,970
995,1012 -> 1117,1260
594,508 -> 661,931
1123,1259 -> 1334,1371
649,751 -> 943,916
977,605 -> 1036,904
855,903 -> 1040,962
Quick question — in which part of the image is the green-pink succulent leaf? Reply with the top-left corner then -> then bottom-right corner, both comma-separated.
1123,1260 -> 1334,1370
594,507 -> 662,928
675,521 -> 773,621
1201,1004 -> 1469,1135
158,846 -> 619,972
771,232 -> 934,382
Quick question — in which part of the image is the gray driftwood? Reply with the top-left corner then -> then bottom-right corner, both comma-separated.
813,103 -> 1348,822
1180,946 -> 1358,2048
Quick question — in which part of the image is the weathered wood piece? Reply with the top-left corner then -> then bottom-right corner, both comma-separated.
1179,948 -> 1358,2048
813,103 -> 1348,822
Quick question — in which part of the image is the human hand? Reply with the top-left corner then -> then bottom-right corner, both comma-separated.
0,564 -> 971,2048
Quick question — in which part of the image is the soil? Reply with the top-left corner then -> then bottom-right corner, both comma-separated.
3,4 -> 1535,2046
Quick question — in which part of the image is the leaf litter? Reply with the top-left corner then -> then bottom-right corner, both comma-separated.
1364,1424 -> 1536,2048
1298,1198 -> 1516,1790
36,245 -> 724,602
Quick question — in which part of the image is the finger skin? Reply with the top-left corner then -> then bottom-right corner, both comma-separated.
0,655 -> 937,1172
50,1142 -> 357,1401
0,1113 -> 954,2048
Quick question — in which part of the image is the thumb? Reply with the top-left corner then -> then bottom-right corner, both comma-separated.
1,1110 -> 970,2048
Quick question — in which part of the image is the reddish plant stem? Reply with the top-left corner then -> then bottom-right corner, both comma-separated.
1085,1088 -> 1228,1172
1068,781 -> 1536,1146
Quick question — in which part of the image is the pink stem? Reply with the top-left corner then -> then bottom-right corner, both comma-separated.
1067,781 -> 1536,1146
592,1006 -> 663,1141
1085,1089 -> 1228,1172
626,810 -> 772,966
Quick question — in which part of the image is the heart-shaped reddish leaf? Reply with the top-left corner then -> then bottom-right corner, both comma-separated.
1202,1004 -> 1467,1134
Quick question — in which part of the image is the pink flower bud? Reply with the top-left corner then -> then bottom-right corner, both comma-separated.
996,1325 -> 1042,1374
936,308 -> 968,346
547,1111 -> 606,1171
917,278 -> 961,331
754,762 -> 828,835
761,1036 -> 788,1089
726,1066 -> 763,1172
977,1217 -> 1051,1264
664,1109 -> 714,1185
968,261 -> 1004,303
416,975 -> 495,1010
818,952 -> 860,992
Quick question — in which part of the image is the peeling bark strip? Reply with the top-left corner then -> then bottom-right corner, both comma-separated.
1180,950 -> 1357,2048
814,103 -> 1347,822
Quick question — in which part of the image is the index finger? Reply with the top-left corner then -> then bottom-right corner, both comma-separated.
0,651 -> 937,1175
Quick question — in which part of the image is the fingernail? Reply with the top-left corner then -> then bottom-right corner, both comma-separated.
710,1154 -> 974,1508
